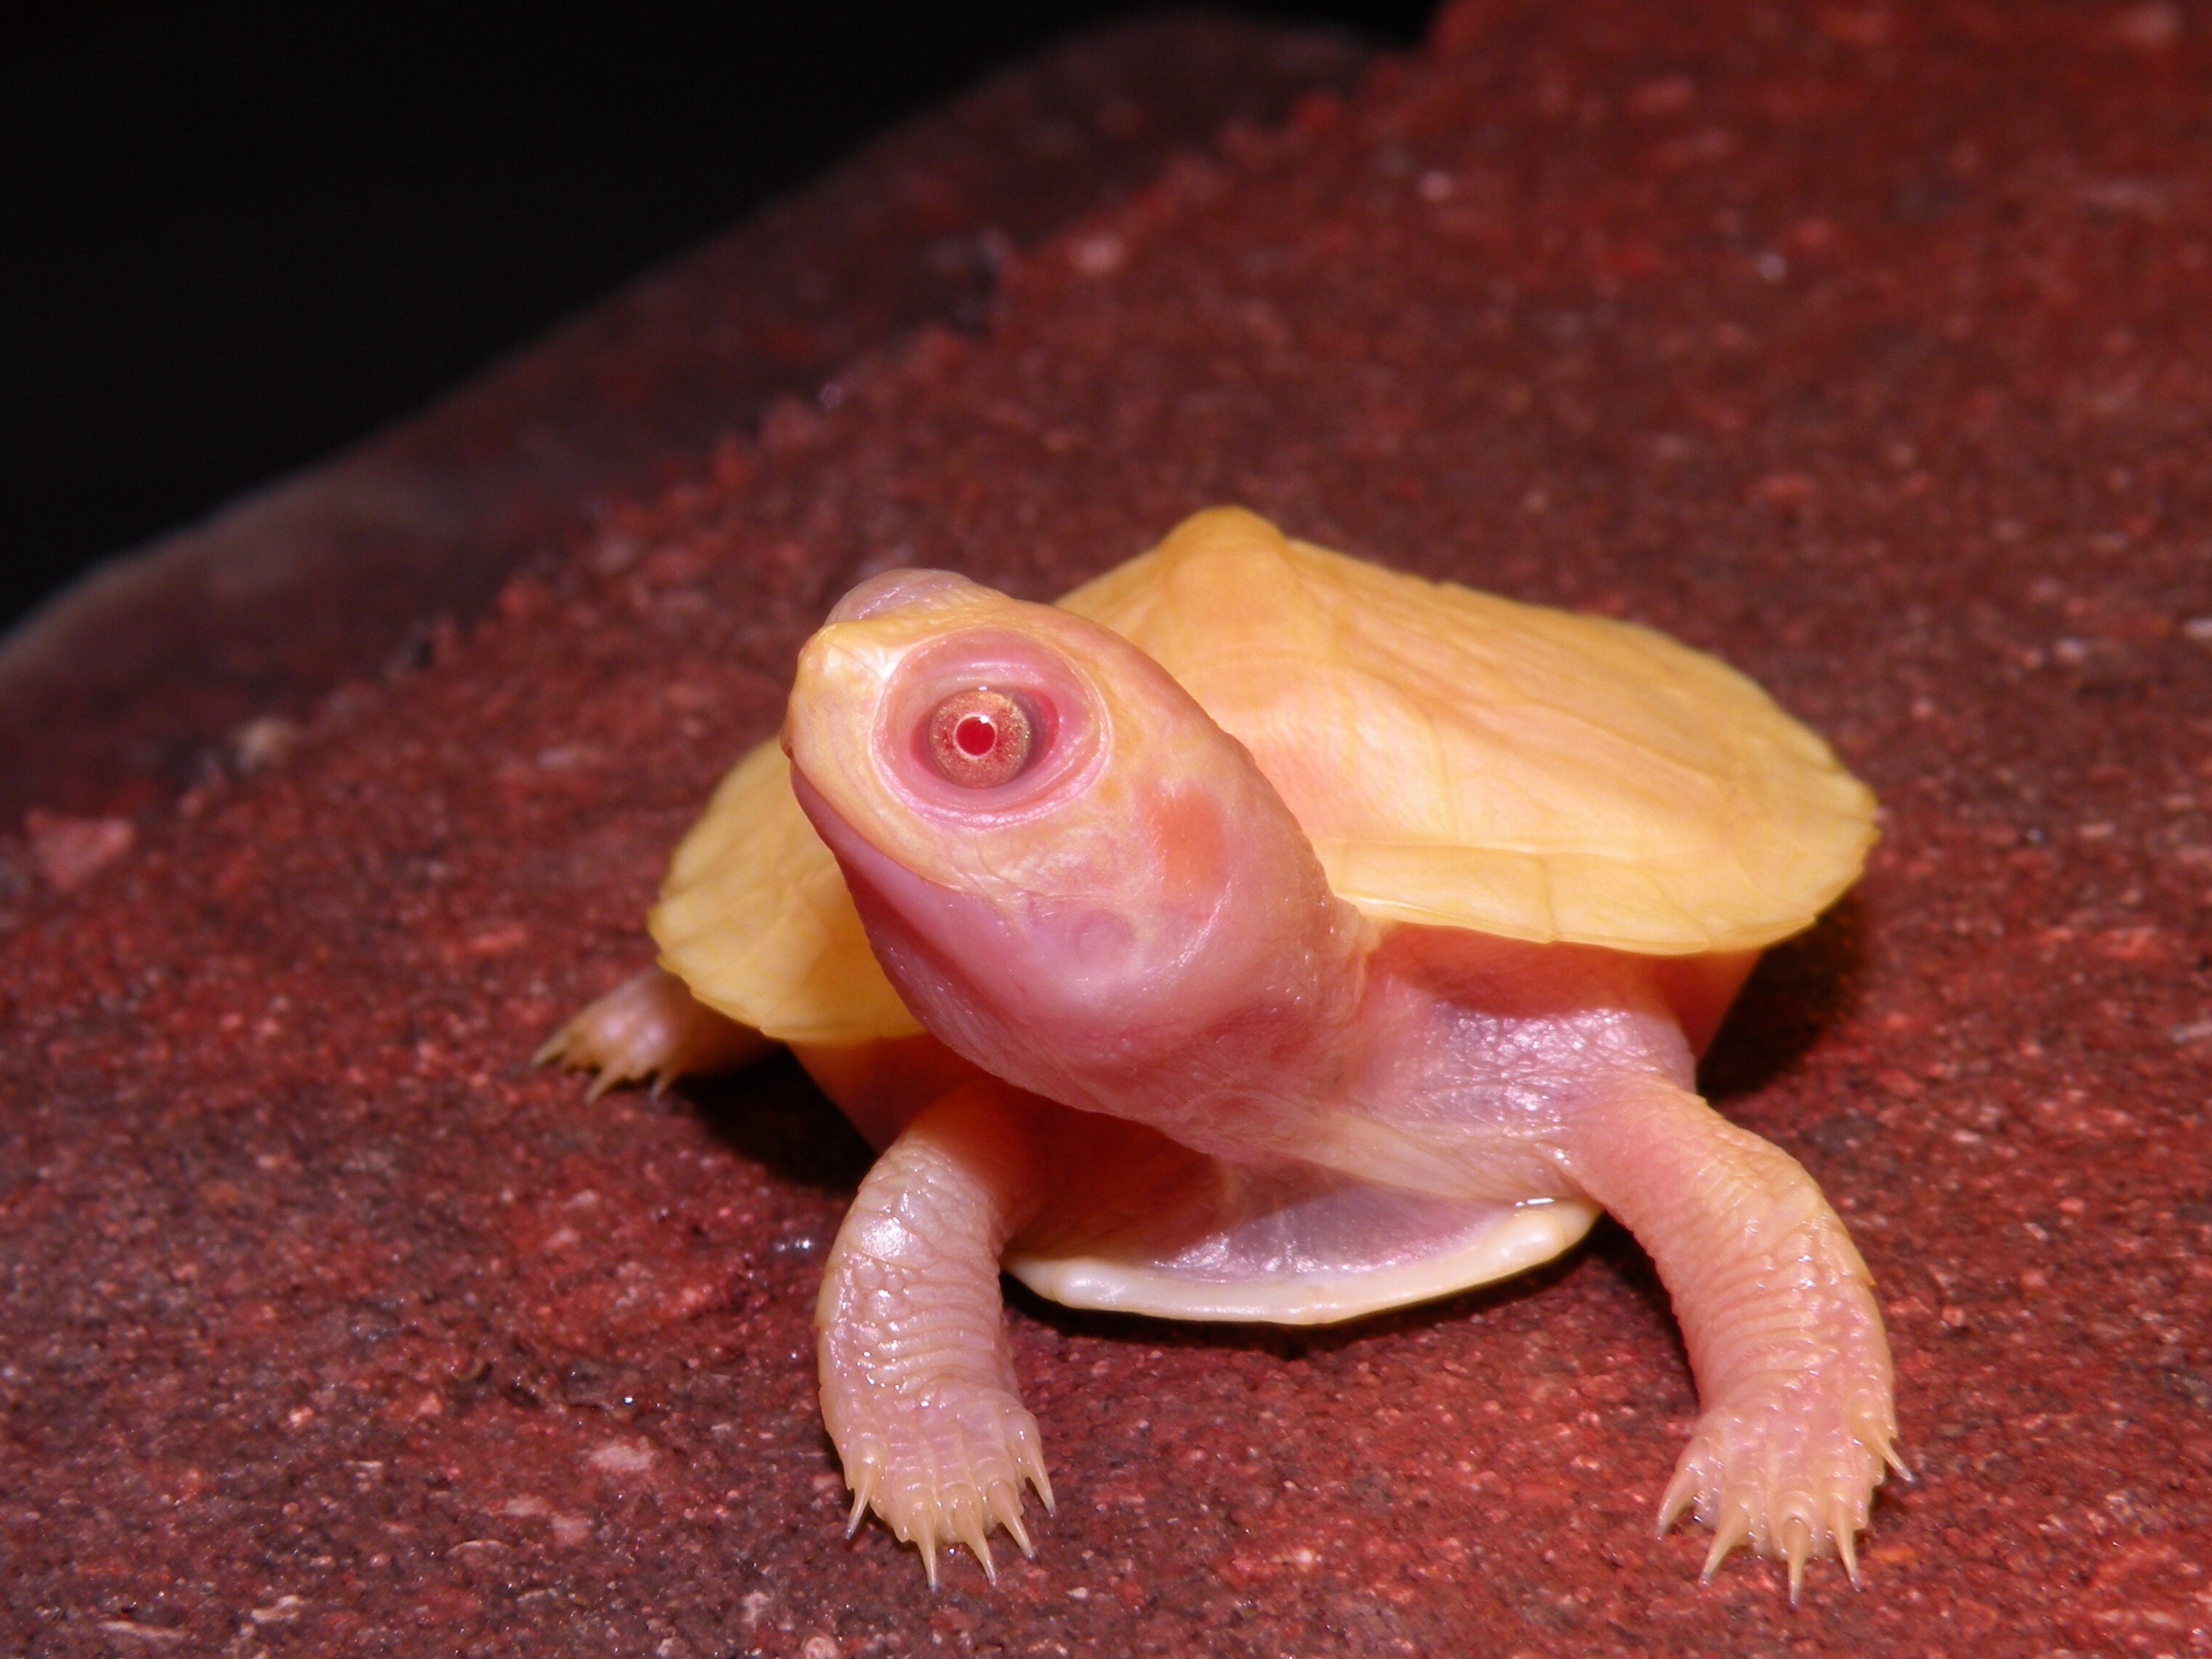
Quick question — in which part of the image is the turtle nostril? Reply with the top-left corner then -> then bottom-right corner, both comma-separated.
827,568 -> 975,624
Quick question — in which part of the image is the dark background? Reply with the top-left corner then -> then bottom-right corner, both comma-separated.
0,1 -> 1433,639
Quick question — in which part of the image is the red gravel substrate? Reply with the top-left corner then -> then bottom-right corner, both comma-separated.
5,2 -> 2211,1654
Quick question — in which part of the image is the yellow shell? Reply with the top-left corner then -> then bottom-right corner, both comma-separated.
653,508 -> 1876,1044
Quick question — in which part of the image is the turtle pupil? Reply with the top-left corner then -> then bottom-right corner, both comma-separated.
926,688 -> 1034,787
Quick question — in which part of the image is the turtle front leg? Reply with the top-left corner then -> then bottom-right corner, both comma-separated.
534,965 -> 769,1098
1555,1077 -> 1899,1597
816,1082 -> 1053,1586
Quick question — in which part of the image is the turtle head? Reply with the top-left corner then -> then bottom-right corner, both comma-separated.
783,567 -> 1359,1116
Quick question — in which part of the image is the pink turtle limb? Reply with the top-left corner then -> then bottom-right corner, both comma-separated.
533,964 -> 769,1099
1554,1076 -> 1900,1597
814,1082 -> 1054,1585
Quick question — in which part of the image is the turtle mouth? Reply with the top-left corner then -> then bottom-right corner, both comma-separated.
788,763 -> 944,914
789,763 -> 1012,977
790,761 -> 1151,1036
788,761 -> 1041,1043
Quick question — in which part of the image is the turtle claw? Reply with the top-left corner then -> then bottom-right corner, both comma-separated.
951,1507 -> 998,1584
1656,1460 -> 1700,1537
987,1479 -> 1035,1557
1697,1502 -> 1755,1584
1781,1516 -> 1814,1604
912,1515 -> 940,1590
845,1468 -> 877,1538
1008,1412 -> 1054,1514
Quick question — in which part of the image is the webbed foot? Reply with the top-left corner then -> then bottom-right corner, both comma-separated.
534,965 -> 768,1097
1658,1392 -> 1903,1599
824,1366 -> 1053,1586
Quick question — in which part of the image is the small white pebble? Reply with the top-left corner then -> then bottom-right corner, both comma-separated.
231,714 -> 302,773
1069,233 -> 1127,276
2182,617 -> 2212,645
587,1439 -> 656,1476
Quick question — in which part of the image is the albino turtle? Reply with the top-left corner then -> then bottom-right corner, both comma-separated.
542,507 -> 1896,1595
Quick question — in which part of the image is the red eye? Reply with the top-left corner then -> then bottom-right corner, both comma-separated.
925,688 -> 1035,788
884,629 -> 1095,812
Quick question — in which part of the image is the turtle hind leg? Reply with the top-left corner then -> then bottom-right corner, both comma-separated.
816,1083 -> 1054,1586
1556,1077 -> 1898,1600
534,964 -> 770,1099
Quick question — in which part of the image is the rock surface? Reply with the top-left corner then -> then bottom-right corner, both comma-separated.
5,2 -> 2212,1655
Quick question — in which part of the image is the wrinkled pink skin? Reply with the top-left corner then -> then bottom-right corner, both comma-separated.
769,572 -> 1897,1596
550,570 -> 1896,1594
